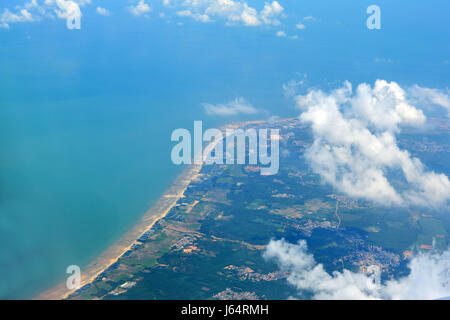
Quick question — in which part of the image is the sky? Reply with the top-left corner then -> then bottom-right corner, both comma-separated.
0,0 -> 449,299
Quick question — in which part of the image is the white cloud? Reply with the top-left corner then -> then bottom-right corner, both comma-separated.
25,0 -> 39,9
260,1 -> 284,26
294,80 -> 450,208
239,5 -> 260,26
294,15 -> 317,32
203,97 -> 259,116
264,239 -> 450,300
54,0 -> 82,22
303,15 -> 315,21
1,0 -> 285,29
408,85 -> 450,117
128,0 -> 151,17
0,0 -> 91,29
165,0 -> 285,27
282,78 -> 305,98
0,8 -> 34,29
96,6 -> 111,16
176,10 -> 192,17
193,13 -> 212,23
176,10 -> 211,22
0,0 -> 45,29
374,57 -> 394,64
276,30 -> 298,39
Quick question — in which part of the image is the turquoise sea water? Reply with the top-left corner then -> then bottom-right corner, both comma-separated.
0,0 -> 449,298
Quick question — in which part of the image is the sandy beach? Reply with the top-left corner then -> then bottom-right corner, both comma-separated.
35,123 -> 241,300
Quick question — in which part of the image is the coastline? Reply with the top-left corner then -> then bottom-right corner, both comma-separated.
35,120 -> 267,300
36,163 -> 203,300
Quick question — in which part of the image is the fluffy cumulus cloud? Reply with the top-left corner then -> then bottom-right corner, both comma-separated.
294,80 -> 450,208
128,0 -> 151,17
264,239 -> 450,300
52,0 -> 83,22
203,97 -> 259,116
0,0 -> 90,29
165,0 -> 285,27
